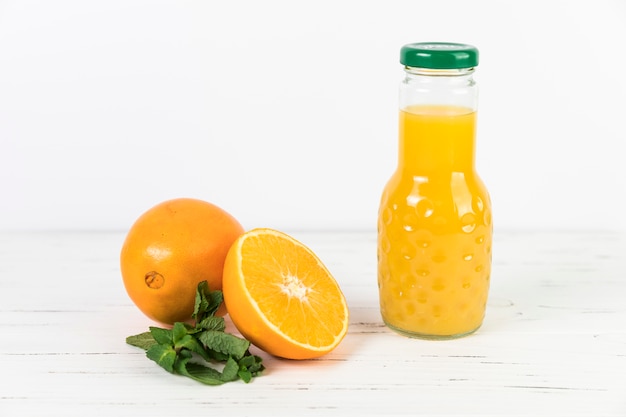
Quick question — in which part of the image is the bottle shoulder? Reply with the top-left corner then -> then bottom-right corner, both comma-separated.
381,170 -> 491,206
379,170 -> 492,235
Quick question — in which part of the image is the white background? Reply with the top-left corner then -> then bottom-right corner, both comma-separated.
1,0 -> 625,232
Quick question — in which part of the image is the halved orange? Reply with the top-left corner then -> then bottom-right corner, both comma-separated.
222,228 -> 349,360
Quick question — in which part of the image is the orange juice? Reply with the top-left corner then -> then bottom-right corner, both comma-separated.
377,104 -> 492,338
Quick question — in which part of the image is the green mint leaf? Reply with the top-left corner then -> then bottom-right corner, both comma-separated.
237,354 -> 265,383
146,344 -> 177,373
209,350 -> 230,362
171,322 -> 188,345
174,357 -> 225,386
238,354 -> 265,380
178,349 -> 193,359
126,332 -> 158,350
220,357 -> 240,383
197,316 -> 226,332
192,281 -> 224,323
149,326 -> 173,346
192,281 -> 211,321
197,330 -> 250,360
238,354 -> 255,367
207,290 -> 224,316
239,354 -> 265,373
251,356 -> 265,374
238,369 -> 252,383
174,334 -> 213,362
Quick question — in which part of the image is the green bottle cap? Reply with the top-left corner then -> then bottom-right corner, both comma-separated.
400,42 -> 479,69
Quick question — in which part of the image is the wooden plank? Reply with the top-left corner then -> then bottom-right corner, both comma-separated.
0,230 -> 624,416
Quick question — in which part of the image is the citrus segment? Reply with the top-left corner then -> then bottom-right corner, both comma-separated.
223,228 -> 349,360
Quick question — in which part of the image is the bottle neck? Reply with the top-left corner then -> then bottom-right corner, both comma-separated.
398,67 -> 478,174
398,107 -> 476,173
400,66 -> 477,111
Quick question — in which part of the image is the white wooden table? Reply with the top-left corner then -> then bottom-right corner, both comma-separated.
1,230 -> 624,416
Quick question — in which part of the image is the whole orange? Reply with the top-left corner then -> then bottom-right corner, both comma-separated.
120,198 -> 244,325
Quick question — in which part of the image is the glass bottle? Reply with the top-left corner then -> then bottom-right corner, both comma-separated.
377,42 -> 492,339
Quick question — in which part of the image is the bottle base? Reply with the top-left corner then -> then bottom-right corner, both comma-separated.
383,320 -> 482,340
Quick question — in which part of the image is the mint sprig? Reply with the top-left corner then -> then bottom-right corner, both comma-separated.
126,281 -> 264,385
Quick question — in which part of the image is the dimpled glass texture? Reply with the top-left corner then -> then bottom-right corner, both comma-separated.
377,107 -> 492,339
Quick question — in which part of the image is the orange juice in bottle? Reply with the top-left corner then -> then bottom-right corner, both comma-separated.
377,42 -> 492,339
